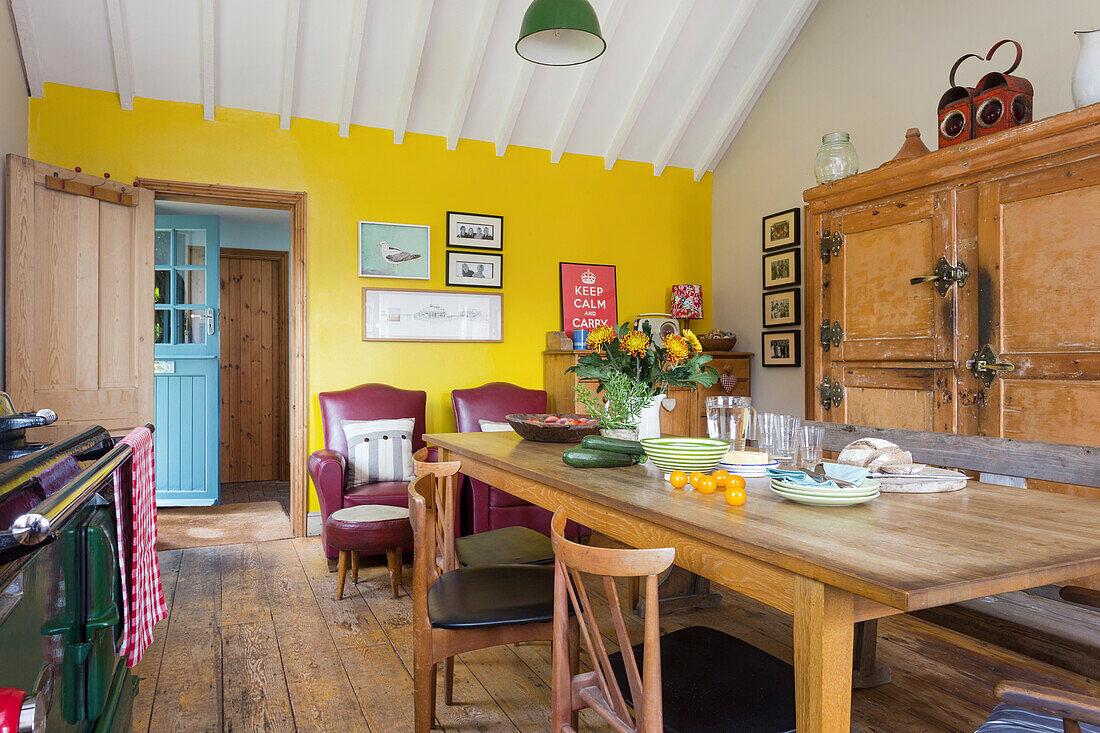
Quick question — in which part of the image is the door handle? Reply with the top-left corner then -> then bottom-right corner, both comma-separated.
204,308 -> 216,336
910,256 -> 969,296
966,344 -> 1015,387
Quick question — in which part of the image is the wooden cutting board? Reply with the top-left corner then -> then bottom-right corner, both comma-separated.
874,467 -> 968,493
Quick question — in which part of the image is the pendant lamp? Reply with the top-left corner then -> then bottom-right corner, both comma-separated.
516,0 -> 605,66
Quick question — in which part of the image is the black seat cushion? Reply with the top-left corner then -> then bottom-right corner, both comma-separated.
455,526 -> 554,567
608,626 -> 796,733
427,565 -> 555,629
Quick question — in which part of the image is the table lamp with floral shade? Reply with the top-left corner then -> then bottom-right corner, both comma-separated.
671,284 -> 703,333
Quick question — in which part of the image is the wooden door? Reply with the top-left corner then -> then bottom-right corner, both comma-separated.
219,249 -> 289,482
833,365 -> 958,433
975,162 -> 1100,468
5,156 -> 153,437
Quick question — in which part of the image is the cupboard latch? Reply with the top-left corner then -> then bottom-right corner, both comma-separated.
818,378 -> 844,410
819,229 -> 843,262
965,344 -> 1014,388
819,319 -> 843,351
910,256 -> 969,296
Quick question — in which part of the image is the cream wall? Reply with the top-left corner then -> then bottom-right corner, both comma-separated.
0,6 -> 29,387
712,0 -> 1098,415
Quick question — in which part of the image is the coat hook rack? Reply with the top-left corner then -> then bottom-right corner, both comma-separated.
44,167 -> 136,207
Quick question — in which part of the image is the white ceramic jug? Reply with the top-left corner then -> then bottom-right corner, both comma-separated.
1072,29 -> 1100,108
636,393 -> 666,441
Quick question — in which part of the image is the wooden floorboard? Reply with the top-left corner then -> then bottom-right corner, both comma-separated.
135,536 -> 1100,733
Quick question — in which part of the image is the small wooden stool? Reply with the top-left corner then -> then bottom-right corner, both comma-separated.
325,505 -> 413,599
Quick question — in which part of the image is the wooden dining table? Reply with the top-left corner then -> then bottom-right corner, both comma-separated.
425,431 -> 1100,732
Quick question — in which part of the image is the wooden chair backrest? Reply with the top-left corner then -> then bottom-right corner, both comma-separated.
412,447 -> 460,574
551,509 -> 674,733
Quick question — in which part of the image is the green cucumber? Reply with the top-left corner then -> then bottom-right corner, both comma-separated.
562,447 -> 636,468
581,435 -> 645,456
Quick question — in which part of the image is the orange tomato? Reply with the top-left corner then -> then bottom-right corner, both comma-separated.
696,476 -> 717,495
711,469 -> 730,487
669,470 -> 689,489
724,485 -> 747,506
688,471 -> 705,489
726,474 -> 746,491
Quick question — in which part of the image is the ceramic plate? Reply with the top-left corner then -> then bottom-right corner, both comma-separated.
770,477 -> 880,495
770,486 -> 880,506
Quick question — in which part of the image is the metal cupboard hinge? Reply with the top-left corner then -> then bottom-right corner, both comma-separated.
910,256 -> 970,297
818,378 -> 844,410
819,229 -> 843,263
819,319 -> 843,351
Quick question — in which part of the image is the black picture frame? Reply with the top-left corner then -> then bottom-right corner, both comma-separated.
447,211 -> 503,250
445,250 -> 503,289
762,207 -> 800,251
762,248 -> 801,290
761,330 -> 802,367
762,288 -> 801,328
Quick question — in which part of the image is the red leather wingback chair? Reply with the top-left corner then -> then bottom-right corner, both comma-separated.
452,382 -> 583,539
308,383 -> 426,560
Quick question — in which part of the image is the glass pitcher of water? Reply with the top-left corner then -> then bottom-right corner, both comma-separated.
705,396 -> 757,450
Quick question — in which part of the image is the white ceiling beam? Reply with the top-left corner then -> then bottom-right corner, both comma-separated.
394,0 -> 434,145
694,0 -> 817,180
603,0 -> 694,171
279,0 -> 301,130
9,0 -> 43,98
446,0 -> 500,150
201,0 -> 216,121
104,0 -> 134,110
339,0 -> 370,137
549,0 -> 626,164
652,0 -> 758,176
495,63 -> 533,157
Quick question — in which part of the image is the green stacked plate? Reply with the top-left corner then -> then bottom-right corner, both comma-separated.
640,437 -> 730,478
769,478 -> 880,506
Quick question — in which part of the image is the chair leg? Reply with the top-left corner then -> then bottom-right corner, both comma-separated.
351,550 -> 360,585
443,657 -> 454,706
429,662 -> 438,726
413,655 -> 436,733
387,547 -> 402,598
568,618 -> 580,731
336,550 -> 348,600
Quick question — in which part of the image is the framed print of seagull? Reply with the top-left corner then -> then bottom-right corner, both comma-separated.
358,220 -> 431,279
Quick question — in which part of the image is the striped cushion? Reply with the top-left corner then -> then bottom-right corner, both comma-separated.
976,703 -> 1100,732
342,418 -> 415,486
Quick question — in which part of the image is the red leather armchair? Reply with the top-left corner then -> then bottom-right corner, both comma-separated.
309,383 -> 426,560
452,382 -> 583,538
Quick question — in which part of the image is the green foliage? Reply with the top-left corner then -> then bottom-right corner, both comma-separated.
574,371 -> 653,430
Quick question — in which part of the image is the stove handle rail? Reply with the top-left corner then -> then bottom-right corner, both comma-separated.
0,425 -> 155,564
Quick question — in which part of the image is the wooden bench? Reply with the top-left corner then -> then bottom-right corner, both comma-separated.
812,422 -> 1100,682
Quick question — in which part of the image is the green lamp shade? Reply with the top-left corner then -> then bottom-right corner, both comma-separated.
516,0 -> 605,66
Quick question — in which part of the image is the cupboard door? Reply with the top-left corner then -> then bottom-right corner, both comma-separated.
830,192 -> 958,362
975,166 -> 1100,453
832,366 -> 957,432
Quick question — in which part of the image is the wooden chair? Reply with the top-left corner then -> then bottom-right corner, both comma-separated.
549,508 -> 797,733
408,474 -> 576,732
976,586 -> 1100,733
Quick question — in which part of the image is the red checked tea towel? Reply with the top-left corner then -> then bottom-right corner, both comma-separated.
113,426 -> 167,667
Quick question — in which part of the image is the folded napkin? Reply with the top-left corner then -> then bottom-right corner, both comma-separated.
766,463 -> 870,489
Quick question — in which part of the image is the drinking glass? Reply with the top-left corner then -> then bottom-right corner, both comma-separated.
756,412 -> 778,457
770,415 -> 801,467
799,424 -> 825,468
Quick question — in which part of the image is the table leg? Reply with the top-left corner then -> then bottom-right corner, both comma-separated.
852,620 -> 892,688
794,576 -> 855,732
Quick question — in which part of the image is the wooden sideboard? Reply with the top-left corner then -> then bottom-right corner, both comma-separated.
803,103 -> 1100,497
543,350 -> 752,438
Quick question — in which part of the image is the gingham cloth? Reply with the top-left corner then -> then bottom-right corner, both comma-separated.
113,426 -> 167,667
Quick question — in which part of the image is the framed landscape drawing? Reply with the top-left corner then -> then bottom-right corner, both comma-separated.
447,211 -> 503,250
446,251 -> 502,288
762,249 -> 800,289
363,288 -> 502,342
761,330 -> 801,367
762,208 -> 799,251
359,221 -> 430,279
762,288 -> 801,328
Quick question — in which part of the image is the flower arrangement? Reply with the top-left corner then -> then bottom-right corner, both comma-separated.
574,371 -> 653,432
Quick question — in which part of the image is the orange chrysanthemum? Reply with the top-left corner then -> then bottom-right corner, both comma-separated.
619,330 -> 651,356
585,325 -> 616,350
683,329 -> 702,353
664,334 -> 691,364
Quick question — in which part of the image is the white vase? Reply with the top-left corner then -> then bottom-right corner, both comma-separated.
601,428 -> 639,441
636,393 -> 666,441
1072,29 -> 1100,109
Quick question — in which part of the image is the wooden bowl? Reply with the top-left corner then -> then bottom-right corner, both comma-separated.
699,336 -> 737,351
505,414 -> 601,443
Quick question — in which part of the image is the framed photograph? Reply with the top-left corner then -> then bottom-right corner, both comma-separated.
363,288 -> 502,342
762,248 -> 801,289
762,208 -> 800,251
359,220 -> 430,279
559,262 -> 617,336
761,330 -> 801,367
446,251 -> 502,289
447,211 -> 503,250
762,288 -> 801,328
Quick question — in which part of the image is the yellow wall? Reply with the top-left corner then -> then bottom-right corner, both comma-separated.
28,84 -> 713,510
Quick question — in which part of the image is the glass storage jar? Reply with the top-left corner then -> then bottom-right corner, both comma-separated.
814,132 -> 859,184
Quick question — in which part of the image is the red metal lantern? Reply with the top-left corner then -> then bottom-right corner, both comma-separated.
937,53 -> 980,149
972,40 -> 1033,138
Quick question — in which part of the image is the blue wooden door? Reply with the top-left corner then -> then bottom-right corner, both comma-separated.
153,215 -> 220,505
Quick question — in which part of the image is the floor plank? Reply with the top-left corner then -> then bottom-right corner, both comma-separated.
222,621 -> 296,733
131,548 -> 182,733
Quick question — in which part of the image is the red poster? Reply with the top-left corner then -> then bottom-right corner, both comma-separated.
559,262 -> 617,336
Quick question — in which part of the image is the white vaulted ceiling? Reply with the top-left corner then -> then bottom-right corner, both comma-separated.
9,0 -> 817,179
